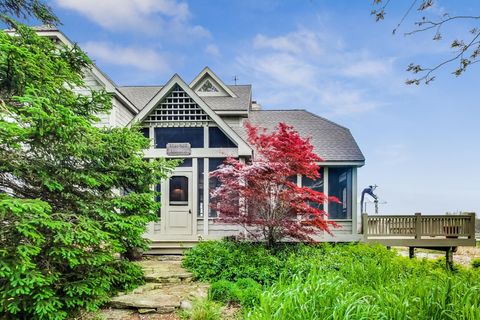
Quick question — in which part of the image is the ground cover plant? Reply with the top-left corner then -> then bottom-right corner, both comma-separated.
183,241 -> 480,319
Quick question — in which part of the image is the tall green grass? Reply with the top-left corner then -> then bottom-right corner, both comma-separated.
183,241 -> 480,320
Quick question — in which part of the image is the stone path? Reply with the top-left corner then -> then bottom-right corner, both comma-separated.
97,256 -> 209,319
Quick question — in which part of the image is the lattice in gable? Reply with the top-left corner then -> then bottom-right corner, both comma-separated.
143,84 -> 211,127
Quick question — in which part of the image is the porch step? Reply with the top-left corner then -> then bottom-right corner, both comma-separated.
140,260 -> 193,283
146,240 -> 198,255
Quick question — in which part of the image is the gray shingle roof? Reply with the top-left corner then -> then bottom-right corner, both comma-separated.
200,85 -> 251,111
117,85 -> 251,112
233,110 -> 365,163
118,86 -> 162,109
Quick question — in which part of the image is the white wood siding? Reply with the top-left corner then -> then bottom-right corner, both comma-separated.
113,98 -> 134,127
73,69 -> 113,127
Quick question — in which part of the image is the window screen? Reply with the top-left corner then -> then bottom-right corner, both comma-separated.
140,127 -> 150,138
208,158 -> 226,218
209,127 -> 236,148
302,168 -> 324,210
328,168 -> 352,219
155,127 -> 204,148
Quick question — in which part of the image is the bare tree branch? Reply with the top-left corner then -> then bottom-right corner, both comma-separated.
372,0 -> 480,84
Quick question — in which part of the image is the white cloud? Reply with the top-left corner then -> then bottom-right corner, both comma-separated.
375,143 -> 409,165
82,41 -> 170,73
55,0 -> 209,37
253,30 -> 324,55
341,59 -> 394,78
237,27 -> 395,116
205,44 -> 220,57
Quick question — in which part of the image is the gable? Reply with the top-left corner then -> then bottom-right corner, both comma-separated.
31,28 -> 138,114
194,76 -> 228,97
131,74 -> 251,155
190,67 -> 237,98
143,84 -> 211,127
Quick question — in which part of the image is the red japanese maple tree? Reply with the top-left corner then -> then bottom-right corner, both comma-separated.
210,122 -> 339,247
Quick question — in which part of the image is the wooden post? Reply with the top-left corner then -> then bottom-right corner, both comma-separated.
469,212 -> 476,239
446,247 -> 453,270
415,212 -> 422,239
362,213 -> 368,241
409,247 -> 415,259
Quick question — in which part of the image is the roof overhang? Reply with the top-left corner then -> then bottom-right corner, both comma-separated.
28,28 -> 139,114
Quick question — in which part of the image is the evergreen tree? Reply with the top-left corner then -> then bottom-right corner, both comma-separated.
0,23 -> 177,319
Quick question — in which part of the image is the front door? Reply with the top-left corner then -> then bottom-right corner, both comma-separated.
165,171 -> 193,235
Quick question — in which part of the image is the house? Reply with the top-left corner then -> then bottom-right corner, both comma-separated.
34,27 -> 366,252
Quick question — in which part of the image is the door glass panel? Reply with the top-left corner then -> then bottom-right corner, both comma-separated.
169,176 -> 188,206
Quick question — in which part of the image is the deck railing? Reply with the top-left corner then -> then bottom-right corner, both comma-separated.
362,212 -> 476,247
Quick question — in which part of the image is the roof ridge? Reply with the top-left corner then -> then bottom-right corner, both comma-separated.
252,109 -> 350,131
303,110 -> 350,131
119,85 -> 163,88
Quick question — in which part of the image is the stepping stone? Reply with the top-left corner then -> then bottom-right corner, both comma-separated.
138,260 -> 193,283
107,258 -> 207,315
109,283 -> 209,312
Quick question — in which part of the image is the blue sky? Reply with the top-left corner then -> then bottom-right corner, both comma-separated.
48,0 -> 479,215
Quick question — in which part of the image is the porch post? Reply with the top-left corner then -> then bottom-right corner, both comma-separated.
352,167 -> 358,234
192,158 -> 198,236
203,158 -> 209,235
415,212 -> 421,239
323,167 -> 329,220
469,212 -> 476,239
362,213 -> 368,241
149,126 -> 154,148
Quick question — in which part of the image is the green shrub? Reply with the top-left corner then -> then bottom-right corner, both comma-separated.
209,278 -> 262,308
235,278 -> 263,308
179,299 -> 222,320
472,258 -> 480,269
183,240 -> 285,284
209,280 -> 240,304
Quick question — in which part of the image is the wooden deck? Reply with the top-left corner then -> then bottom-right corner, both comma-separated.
362,212 -> 476,247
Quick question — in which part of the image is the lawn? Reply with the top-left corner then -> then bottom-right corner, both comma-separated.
182,241 -> 480,320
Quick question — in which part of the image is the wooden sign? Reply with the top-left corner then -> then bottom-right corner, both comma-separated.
166,143 -> 191,156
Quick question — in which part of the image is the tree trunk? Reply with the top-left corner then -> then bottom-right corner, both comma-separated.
266,227 -> 276,249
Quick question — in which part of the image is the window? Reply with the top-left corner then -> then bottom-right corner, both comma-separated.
287,175 -> 298,184
140,127 -> 150,138
169,176 -> 188,205
177,158 -> 192,167
302,168 -> 324,210
208,158 -> 226,218
328,168 -> 352,219
155,127 -> 204,148
209,127 -> 236,148
198,79 -> 219,92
